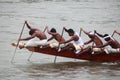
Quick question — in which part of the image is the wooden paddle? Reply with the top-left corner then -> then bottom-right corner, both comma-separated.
11,22 -> 26,63
112,31 -> 115,37
54,27 -> 64,63
43,26 -> 47,32
92,30 -> 95,45
79,28 -> 82,37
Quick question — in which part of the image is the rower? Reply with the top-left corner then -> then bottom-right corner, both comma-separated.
95,31 -> 120,54
79,28 -> 103,54
46,26 -> 66,48
12,21 -> 47,49
59,27 -> 84,54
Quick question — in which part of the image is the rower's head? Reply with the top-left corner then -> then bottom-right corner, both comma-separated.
103,34 -> 111,41
89,31 -> 94,35
29,29 -> 35,35
66,29 -> 74,36
88,31 -> 95,38
50,28 -> 56,33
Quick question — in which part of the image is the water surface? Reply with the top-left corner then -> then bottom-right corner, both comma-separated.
0,0 -> 120,80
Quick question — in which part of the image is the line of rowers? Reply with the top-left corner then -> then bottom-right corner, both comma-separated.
12,21 -> 120,54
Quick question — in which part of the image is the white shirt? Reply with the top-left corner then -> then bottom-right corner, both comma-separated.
74,32 -> 84,46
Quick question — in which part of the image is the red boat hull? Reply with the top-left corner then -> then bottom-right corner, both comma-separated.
27,47 -> 120,62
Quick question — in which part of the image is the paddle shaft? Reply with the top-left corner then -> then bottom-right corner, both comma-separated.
112,31 -> 115,37
54,28 -> 64,63
92,30 -> 95,47
11,22 -> 26,63
43,27 -> 47,32
79,28 -> 82,37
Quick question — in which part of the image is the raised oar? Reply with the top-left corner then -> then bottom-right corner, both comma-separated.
92,30 -> 95,46
79,28 -> 82,37
54,27 -> 64,64
27,27 -> 47,61
11,22 -> 26,63
112,31 -> 115,37
91,30 -> 96,54
43,26 -> 47,32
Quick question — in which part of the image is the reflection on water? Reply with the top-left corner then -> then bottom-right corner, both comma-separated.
1,0 -> 120,3
13,61 -> 120,80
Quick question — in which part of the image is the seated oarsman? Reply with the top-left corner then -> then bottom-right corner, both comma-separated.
59,27 -> 84,54
12,21 -> 47,49
46,26 -> 66,48
95,31 -> 120,54
79,28 -> 103,54
114,30 -> 120,35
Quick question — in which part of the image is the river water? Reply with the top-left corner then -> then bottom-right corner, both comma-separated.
0,0 -> 120,80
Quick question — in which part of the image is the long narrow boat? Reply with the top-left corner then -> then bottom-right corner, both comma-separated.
25,46 -> 120,62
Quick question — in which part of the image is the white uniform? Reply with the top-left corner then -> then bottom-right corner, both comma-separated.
49,42 -> 65,48
24,37 -> 48,47
74,32 -> 84,45
73,32 -> 84,54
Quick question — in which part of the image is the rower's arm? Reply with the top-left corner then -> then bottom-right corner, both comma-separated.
63,36 -> 74,44
46,27 -> 57,36
84,39 -> 92,45
82,29 -> 90,35
98,41 -> 110,48
95,31 -> 104,38
64,27 -> 68,32
47,36 -> 54,41
20,33 -> 36,40
25,21 -> 38,30
25,21 -> 32,29
20,36 -> 34,41
115,30 -> 120,35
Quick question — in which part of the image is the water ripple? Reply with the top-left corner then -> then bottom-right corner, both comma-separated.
0,0 -> 120,3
